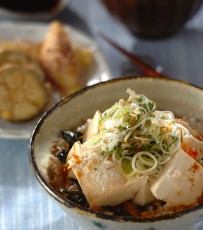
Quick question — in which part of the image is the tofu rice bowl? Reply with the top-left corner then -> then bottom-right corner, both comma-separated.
46,88 -> 203,219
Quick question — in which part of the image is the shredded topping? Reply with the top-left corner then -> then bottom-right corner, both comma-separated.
86,88 -> 191,181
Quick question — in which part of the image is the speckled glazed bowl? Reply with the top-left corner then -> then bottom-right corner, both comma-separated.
29,77 -> 203,230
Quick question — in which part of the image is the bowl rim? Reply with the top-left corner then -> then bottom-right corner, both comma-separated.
29,76 -> 203,223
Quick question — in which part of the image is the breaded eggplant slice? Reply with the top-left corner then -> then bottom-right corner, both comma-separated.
0,50 -> 44,81
0,66 -> 48,121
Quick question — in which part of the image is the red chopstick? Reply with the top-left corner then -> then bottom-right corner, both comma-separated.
99,33 -> 168,79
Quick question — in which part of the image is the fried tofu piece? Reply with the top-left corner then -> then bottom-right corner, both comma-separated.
40,21 -> 82,96
68,141 -> 147,207
0,66 -> 48,121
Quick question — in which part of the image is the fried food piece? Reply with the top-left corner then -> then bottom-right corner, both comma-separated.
0,40 -> 42,60
0,66 -> 48,122
0,50 -> 44,81
73,47 -> 94,71
40,21 -> 82,95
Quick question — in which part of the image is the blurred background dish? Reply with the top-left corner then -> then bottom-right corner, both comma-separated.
100,0 -> 203,39
0,21 -> 112,139
0,0 -> 70,20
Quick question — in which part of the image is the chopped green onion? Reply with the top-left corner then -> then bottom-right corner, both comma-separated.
86,89 -> 188,181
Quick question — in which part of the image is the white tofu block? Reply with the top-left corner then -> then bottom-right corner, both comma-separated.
182,134 -> 203,161
68,142 -> 147,207
176,119 -> 203,162
151,149 -> 203,206
132,182 -> 155,206
176,119 -> 202,140
83,111 -> 101,142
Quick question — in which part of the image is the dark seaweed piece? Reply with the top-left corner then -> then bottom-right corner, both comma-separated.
60,180 -> 89,208
56,149 -> 69,164
61,130 -> 83,149
66,190 -> 89,208
136,204 -> 149,212
150,200 -> 166,210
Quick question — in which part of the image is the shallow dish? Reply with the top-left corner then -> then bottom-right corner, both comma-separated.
0,21 -> 111,139
29,77 -> 203,230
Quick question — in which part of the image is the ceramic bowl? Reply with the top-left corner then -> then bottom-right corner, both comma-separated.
100,0 -> 203,39
29,77 -> 203,230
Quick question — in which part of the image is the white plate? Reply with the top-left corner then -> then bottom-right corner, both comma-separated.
0,0 -> 70,20
0,21 -> 112,139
